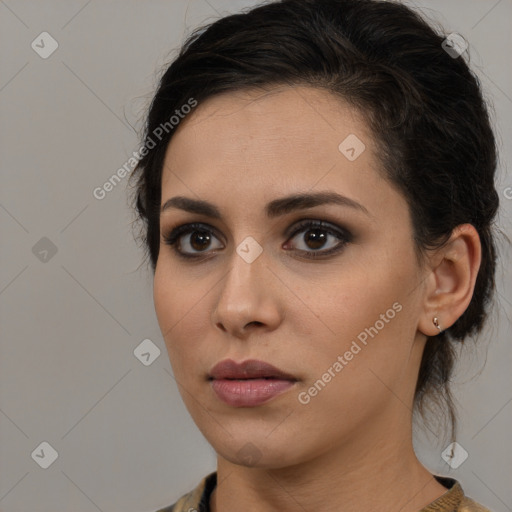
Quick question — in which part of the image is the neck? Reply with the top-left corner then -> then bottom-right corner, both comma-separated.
210,413 -> 448,512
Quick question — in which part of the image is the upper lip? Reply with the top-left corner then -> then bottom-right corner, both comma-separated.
209,359 -> 297,381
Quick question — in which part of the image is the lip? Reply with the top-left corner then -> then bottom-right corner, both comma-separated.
209,359 -> 297,407
209,359 -> 297,380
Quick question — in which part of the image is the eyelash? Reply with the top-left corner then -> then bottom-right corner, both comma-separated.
162,219 -> 352,261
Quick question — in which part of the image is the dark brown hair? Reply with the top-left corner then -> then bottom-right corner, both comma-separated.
129,0 -> 499,442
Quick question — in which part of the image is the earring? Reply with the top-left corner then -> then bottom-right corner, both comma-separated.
433,316 -> 442,333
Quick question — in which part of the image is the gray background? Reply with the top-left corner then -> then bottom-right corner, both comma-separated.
0,0 -> 511,511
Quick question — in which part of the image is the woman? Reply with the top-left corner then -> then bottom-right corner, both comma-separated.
129,0 -> 499,510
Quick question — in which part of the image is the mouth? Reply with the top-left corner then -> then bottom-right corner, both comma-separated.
208,359 -> 298,407
209,358 -> 297,381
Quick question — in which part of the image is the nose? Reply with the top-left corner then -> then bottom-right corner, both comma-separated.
211,248 -> 283,338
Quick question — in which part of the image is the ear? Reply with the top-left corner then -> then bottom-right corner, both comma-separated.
418,224 -> 482,337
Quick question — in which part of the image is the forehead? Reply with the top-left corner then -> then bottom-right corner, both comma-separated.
158,85 -> 411,228
162,85 -> 376,187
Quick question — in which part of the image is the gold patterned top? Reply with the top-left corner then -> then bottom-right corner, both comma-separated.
155,473 -> 492,511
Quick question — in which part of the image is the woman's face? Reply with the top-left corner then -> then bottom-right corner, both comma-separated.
154,86 -> 430,468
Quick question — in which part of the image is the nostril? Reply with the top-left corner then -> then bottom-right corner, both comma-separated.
246,321 -> 263,328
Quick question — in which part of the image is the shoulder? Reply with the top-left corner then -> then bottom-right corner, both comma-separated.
154,472 -> 217,512
459,495 -> 493,512
422,476 -> 493,512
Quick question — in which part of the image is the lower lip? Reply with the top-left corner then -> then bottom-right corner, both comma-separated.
211,378 -> 296,407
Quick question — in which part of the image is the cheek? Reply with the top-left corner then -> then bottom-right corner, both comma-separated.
153,267 -> 176,335
153,268 -> 206,372
297,246 -> 419,384
303,269 -> 401,346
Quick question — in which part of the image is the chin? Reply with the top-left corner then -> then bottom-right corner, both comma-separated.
204,426 -> 306,469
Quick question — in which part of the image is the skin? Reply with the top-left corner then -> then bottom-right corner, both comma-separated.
153,85 -> 481,512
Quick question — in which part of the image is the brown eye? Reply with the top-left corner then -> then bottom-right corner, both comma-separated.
163,220 -> 351,261
302,228 -> 328,250
188,230 -> 213,251
284,220 -> 352,259
163,223 -> 223,258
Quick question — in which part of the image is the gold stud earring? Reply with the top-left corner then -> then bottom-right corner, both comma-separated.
433,316 -> 441,333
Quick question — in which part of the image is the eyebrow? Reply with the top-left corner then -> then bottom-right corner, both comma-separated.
160,191 -> 370,218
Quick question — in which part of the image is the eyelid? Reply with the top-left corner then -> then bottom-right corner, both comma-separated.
162,218 -> 352,259
162,221 -> 223,247
285,218 -> 352,240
